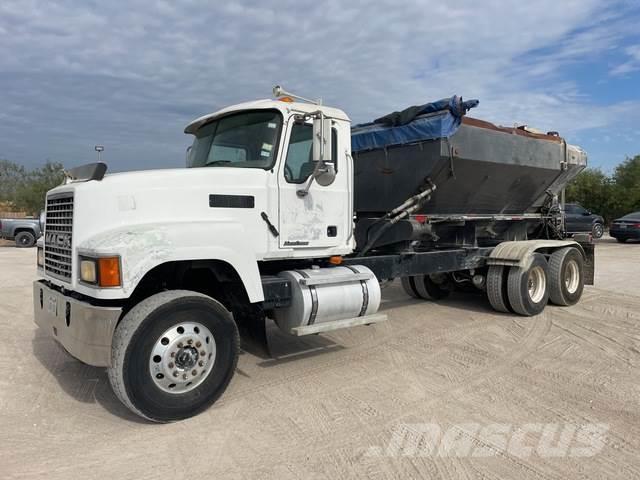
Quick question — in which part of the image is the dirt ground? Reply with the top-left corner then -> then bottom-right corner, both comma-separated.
1,238 -> 639,479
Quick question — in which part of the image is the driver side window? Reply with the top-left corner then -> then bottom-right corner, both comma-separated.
284,123 -> 337,184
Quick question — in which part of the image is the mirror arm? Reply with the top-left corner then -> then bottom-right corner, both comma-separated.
296,160 -> 326,198
296,110 -> 326,198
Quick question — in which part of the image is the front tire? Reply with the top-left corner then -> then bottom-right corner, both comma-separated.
108,290 -> 239,422
15,231 -> 36,248
507,253 -> 550,316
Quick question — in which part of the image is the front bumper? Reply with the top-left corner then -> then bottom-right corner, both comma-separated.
33,280 -> 122,367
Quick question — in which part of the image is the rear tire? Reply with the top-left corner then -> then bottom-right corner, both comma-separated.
507,253 -> 550,316
548,247 -> 584,306
592,223 -> 604,239
412,274 -> 450,300
486,265 -> 511,313
401,276 -> 420,299
108,290 -> 239,422
15,231 -> 36,248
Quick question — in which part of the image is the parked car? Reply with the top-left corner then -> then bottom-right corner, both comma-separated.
564,203 -> 605,238
610,212 -> 640,243
0,215 -> 42,247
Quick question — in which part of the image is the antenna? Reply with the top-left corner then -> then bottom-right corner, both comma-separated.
272,85 -> 322,105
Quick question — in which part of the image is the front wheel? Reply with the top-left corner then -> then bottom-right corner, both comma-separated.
108,290 -> 239,422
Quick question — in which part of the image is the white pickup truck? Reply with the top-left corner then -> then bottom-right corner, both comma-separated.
34,87 -> 593,422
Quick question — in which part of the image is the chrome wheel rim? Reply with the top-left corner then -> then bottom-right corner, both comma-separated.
527,266 -> 546,304
149,322 -> 216,394
564,259 -> 580,294
593,224 -> 603,237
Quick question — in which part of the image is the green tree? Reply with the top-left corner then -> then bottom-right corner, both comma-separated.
565,168 -> 614,222
611,155 -> 640,218
0,159 -> 27,203
14,161 -> 66,215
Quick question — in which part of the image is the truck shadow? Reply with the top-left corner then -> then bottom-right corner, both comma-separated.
381,282 -> 502,316
254,319 -> 345,368
30,328 -> 150,424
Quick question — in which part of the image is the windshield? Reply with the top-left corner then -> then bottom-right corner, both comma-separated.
621,212 -> 640,221
187,109 -> 282,169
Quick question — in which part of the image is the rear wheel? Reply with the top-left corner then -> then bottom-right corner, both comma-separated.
400,276 -> 420,299
413,274 -> 450,300
592,223 -> 604,239
548,247 -> 584,306
507,253 -> 550,316
401,275 -> 450,300
108,290 -> 239,422
15,231 -> 36,248
486,265 -> 511,313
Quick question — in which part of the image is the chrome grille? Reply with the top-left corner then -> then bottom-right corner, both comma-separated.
45,194 -> 74,281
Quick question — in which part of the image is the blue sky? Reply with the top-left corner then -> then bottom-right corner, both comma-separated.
1,0 -> 639,173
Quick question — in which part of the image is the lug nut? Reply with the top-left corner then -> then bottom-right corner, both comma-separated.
177,342 -> 183,348
198,360 -> 204,367
192,369 -> 197,376
195,341 -> 202,348
173,371 -> 179,377
168,362 -> 174,369
200,350 -> 205,356
170,352 -> 175,358
183,373 -> 188,380
187,339 -> 193,345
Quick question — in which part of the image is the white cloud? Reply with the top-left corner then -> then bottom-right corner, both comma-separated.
0,0 -> 638,170
611,44 -> 640,75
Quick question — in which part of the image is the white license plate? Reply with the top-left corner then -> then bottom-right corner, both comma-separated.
619,224 -> 627,229
46,294 -> 58,316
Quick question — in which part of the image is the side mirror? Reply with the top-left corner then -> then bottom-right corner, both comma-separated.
296,113 -> 336,197
583,211 -> 591,216
312,116 -> 332,162
314,163 -> 336,187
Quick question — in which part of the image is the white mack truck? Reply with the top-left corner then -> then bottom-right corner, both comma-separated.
34,87 -> 593,422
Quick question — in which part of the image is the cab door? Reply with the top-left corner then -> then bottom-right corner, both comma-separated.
277,120 -> 350,250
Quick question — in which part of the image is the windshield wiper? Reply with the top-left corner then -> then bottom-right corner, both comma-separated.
206,160 -> 232,166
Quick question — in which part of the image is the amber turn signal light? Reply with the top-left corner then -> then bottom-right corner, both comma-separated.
98,257 -> 121,287
329,256 -> 343,265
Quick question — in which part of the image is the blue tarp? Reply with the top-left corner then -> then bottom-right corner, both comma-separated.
351,96 -> 479,152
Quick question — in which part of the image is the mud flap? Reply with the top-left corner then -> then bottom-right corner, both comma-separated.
235,307 -> 271,359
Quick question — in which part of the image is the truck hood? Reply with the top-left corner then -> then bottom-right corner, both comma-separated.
42,166 -> 271,300
46,165 -> 270,254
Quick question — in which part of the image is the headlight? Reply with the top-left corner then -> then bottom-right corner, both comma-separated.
80,258 -> 98,284
79,256 -> 121,287
37,247 -> 44,268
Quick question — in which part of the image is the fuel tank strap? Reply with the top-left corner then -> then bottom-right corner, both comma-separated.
343,265 -> 369,317
294,270 -> 318,325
